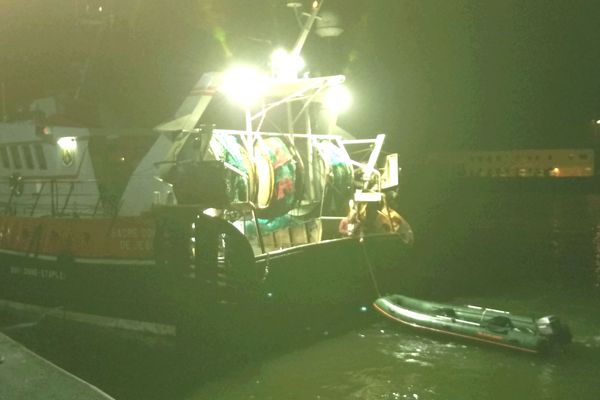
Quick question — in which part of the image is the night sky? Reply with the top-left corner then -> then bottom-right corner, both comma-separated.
1,0 -> 600,158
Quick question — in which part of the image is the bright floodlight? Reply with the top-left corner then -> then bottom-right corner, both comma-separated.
221,66 -> 268,105
324,85 -> 351,113
271,48 -> 289,77
270,48 -> 305,79
57,136 -> 77,151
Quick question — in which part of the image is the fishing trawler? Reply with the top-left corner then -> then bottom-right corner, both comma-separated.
0,2 -> 412,343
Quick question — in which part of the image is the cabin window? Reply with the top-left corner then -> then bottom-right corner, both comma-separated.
21,145 -> 34,169
33,144 -> 47,170
0,146 -> 9,168
579,154 -> 588,160
9,146 -> 22,169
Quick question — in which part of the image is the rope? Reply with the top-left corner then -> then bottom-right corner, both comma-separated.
359,234 -> 381,298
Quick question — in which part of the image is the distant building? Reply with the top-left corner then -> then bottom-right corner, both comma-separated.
428,149 -> 594,178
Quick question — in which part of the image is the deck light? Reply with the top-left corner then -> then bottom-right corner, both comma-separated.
324,84 -> 351,113
203,208 -> 218,217
270,48 -> 305,79
271,48 -> 288,67
221,66 -> 268,106
35,125 -> 52,137
57,136 -> 77,151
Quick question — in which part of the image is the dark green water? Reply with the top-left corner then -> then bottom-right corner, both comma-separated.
4,191 -> 600,399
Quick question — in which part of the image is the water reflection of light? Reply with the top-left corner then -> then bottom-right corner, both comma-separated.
537,363 -> 557,399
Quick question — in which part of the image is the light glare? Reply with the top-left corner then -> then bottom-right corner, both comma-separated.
221,66 -> 268,105
324,85 -> 351,113
57,136 -> 77,151
270,48 -> 305,79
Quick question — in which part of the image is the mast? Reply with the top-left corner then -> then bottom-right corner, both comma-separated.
290,1 -> 324,59
289,1 -> 324,203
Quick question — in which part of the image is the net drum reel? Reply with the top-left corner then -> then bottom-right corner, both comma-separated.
313,140 -> 354,216
254,137 -> 302,219
208,133 -> 256,205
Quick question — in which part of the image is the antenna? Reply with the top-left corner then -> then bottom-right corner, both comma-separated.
287,2 -> 304,28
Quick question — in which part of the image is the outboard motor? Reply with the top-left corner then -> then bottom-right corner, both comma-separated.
536,316 -> 572,346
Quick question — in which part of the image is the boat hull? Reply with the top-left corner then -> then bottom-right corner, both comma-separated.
0,214 -> 410,343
